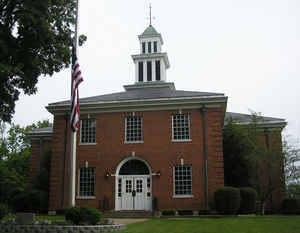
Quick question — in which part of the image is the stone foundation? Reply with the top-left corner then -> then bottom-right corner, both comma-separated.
0,224 -> 126,233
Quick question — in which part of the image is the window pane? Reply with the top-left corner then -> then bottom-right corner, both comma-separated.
148,41 -> 151,53
154,41 -> 157,53
81,119 -> 96,143
172,114 -> 190,140
174,165 -> 192,195
138,62 -> 143,82
126,116 -> 142,142
147,61 -> 152,81
142,42 -> 146,54
155,60 -> 160,81
79,167 -> 95,196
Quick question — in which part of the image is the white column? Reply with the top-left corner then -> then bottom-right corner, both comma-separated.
161,60 -> 166,82
152,60 -> 155,81
135,62 -> 138,83
143,61 -> 147,82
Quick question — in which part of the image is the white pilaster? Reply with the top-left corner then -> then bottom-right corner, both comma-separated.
135,62 -> 138,83
152,60 -> 155,81
143,61 -> 147,82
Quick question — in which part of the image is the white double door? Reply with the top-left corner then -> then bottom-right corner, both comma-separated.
119,175 -> 151,211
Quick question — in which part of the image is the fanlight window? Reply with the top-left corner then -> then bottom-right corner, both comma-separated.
119,160 -> 150,175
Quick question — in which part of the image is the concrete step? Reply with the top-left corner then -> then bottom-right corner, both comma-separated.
103,211 -> 153,218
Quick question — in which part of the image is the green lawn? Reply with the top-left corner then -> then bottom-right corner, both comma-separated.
121,216 -> 300,233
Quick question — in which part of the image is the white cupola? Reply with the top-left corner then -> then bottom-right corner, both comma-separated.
131,24 -> 170,83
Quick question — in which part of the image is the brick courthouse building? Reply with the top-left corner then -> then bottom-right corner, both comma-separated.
28,25 -> 286,213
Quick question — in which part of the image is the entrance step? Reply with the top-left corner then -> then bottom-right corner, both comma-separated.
103,211 -> 153,218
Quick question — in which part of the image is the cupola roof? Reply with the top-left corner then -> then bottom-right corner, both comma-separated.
141,25 -> 159,36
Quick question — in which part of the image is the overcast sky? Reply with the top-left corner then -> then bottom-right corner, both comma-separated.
13,0 -> 300,143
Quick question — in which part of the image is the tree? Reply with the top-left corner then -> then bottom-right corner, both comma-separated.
282,139 -> 300,185
0,0 -> 81,122
223,113 -> 286,214
0,119 -> 52,207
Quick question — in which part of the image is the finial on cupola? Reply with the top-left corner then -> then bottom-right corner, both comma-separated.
148,3 -> 155,26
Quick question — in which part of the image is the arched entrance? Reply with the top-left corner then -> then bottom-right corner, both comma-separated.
115,157 -> 152,211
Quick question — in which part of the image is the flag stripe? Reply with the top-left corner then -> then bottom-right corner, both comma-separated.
71,47 -> 83,132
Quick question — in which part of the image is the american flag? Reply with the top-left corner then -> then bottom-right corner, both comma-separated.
71,45 -> 83,132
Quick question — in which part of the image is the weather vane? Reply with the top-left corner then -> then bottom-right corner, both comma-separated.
147,3 -> 155,26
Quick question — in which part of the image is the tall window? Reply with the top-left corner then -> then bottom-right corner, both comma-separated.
79,167 -> 95,197
174,165 -> 192,196
155,60 -> 161,81
153,41 -> 157,53
172,114 -> 190,141
148,41 -> 151,53
138,62 -> 143,82
81,118 -> 96,143
125,116 -> 142,142
142,42 -> 146,54
147,61 -> 152,81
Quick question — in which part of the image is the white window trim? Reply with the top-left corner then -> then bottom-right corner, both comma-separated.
76,196 -> 96,200
78,167 -> 95,198
80,118 -> 97,144
173,165 -> 193,197
171,114 -> 191,141
124,116 -> 143,143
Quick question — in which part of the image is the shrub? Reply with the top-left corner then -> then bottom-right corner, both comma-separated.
12,189 -> 48,213
0,203 -> 10,220
161,210 -> 175,216
65,206 -> 101,225
239,187 -> 257,214
56,208 -> 67,215
281,198 -> 299,215
214,187 -> 240,215
178,210 -> 193,216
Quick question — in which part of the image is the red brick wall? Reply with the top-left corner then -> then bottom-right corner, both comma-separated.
49,107 -> 225,211
29,138 -> 52,186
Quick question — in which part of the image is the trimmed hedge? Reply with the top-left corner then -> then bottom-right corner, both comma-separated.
0,203 -> 9,220
281,198 -> 299,215
65,206 -> 101,225
214,187 -> 240,215
178,210 -> 193,216
239,187 -> 257,214
161,210 -> 175,216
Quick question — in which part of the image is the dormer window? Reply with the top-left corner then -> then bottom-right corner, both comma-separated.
154,41 -> 157,53
148,41 -> 152,53
142,42 -> 146,54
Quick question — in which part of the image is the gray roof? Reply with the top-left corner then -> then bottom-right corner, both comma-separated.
27,126 -> 53,138
49,83 -> 225,106
225,112 -> 286,126
141,25 -> 160,36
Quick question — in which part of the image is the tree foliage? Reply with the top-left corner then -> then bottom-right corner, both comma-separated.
0,119 -> 52,207
223,113 -> 293,213
0,0 -> 77,122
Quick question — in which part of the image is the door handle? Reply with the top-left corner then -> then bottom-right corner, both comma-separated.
132,190 -> 136,197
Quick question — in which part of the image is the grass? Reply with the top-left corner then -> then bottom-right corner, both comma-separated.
121,216 -> 300,233
36,215 -> 65,221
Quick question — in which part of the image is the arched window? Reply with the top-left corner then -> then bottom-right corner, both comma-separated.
119,159 -> 150,175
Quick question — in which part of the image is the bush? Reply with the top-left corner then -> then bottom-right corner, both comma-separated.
0,203 -> 10,220
56,208 -> 67,215
239,187 -> 257,214
65,206 -> 101,225
178,210 -> 193,216
281,198 -> 299,215
12,189 -> 48,213
214,187 -> 240,215
161,210 -> 175,216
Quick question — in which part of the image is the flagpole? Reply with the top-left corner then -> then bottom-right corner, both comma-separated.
69,0 -> 80,208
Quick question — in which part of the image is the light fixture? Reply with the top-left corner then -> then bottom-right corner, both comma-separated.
156,171 -> 161,177
105,172 -> 110,179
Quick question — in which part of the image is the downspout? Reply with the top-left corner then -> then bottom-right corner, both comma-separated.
61,114 -> 69,208
264,129 -> 273,210
201,105 -> 209,210
39,137 -> 44,173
